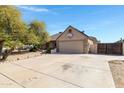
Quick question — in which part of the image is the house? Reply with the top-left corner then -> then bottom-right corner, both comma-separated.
48,25 -> 99,54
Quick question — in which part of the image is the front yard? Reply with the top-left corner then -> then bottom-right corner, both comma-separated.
109,60 -> 124,88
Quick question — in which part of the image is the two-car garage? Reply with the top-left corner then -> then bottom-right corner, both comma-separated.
58,40 -> 84,54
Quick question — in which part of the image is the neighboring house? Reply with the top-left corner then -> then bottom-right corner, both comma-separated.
48,25 -> 99,54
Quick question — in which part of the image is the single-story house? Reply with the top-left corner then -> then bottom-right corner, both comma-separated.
47,25 -> 99,54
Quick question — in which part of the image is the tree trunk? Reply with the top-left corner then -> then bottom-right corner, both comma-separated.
0,47 -> 14,61
0,40 -> 4,54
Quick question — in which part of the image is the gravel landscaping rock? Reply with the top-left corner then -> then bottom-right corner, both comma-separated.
4,51 -> 42,62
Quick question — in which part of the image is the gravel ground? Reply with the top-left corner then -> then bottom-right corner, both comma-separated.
109,60 -> 124,88
4,51 -> 42,62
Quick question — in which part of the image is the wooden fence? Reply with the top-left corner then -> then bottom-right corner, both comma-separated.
97,43 -> 123,55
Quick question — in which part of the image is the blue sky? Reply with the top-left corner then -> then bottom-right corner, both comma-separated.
17,5 -> 124,43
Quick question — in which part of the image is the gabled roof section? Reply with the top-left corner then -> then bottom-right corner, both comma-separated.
51,25 -> 98,42
51,32 -> 62,41
56,25 -> 92,41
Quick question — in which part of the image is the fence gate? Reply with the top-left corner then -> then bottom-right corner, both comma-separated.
97,43 -> 123,55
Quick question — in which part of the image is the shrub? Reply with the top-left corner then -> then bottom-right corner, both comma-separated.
29,46 -> 37,52
46,47 -> 51,53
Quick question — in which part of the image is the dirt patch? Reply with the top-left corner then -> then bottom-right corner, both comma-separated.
109,60 -> 124,88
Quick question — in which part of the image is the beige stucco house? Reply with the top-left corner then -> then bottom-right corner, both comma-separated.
48,25 -> 99,54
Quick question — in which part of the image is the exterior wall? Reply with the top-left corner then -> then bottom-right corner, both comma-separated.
56,26 -> 96,54
93,43 -> 98,54
88,39 -> 97,54
56,27 -> 89,53
43,41 -> 56,49
49,41 -> 56,49
57,27 -> 87,41
56,40 -> 59,52
83,38 -> 89,53
42,42 -> 49,49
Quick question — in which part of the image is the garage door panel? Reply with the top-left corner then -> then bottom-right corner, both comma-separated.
59,41 -> 83,54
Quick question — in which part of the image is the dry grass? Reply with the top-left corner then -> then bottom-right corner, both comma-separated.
109,60 -> 124,88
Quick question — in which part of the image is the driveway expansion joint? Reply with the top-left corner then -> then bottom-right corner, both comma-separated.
0,72 -> 26,88
11,63 -> 83,88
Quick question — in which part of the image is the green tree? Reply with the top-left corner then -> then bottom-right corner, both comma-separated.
29,21 -> 50,46
19,23 -> 40,46
0,5 -> 26,60
0,6 -> 25,35
0,6 -> 50,61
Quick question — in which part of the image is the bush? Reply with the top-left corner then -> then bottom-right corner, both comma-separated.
29,46 -> 37,52
46,47 -> 51,53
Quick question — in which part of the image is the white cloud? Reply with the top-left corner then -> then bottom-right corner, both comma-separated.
52,7 -> 72,11
17,5 -> 49,12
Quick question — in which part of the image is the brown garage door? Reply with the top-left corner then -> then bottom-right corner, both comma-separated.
58,40 -> 83,54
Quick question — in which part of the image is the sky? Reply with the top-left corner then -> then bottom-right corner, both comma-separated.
16,5 -> 124,43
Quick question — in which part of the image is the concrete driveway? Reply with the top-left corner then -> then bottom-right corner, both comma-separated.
0,54 -> 121,88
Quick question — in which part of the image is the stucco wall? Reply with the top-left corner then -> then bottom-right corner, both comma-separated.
57,27 -> 87,41
49,41 -> 56,49
83,38 -> 89,53
56,27 -> 88,53
56,26 -> 97,54
88,39 -> 97,54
